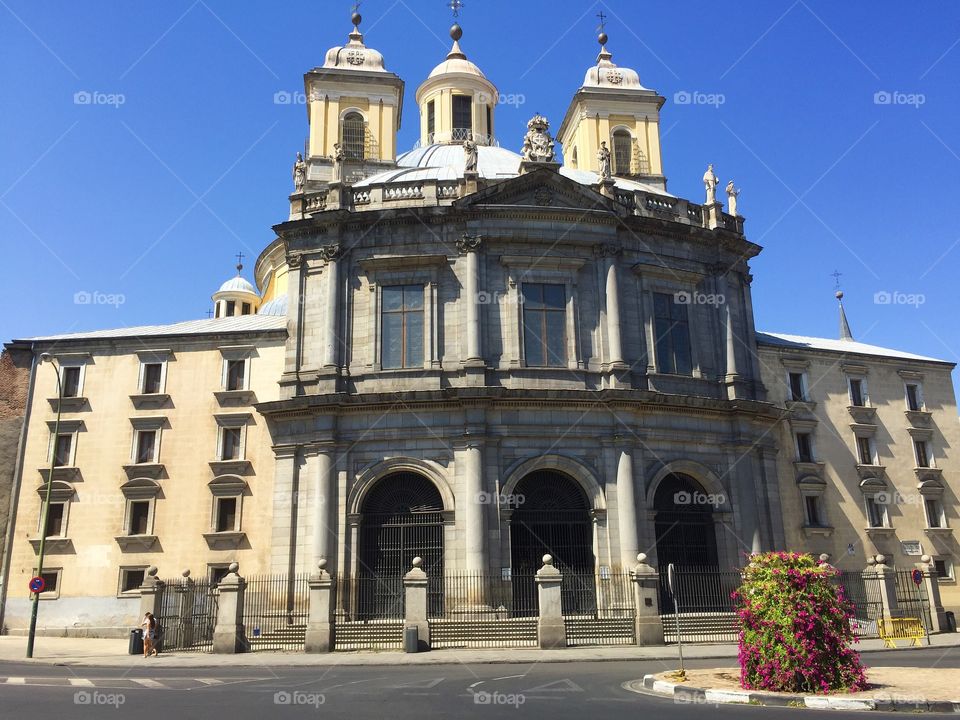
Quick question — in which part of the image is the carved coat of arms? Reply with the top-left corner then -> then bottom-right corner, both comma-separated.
521,114 -> 556,163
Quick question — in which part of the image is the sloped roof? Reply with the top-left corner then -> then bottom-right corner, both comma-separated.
757,332 -> 951,365
19,314 -> 287,342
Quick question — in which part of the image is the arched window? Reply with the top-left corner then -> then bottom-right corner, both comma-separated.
612,129 -> 632,175
341,112 -> 365,160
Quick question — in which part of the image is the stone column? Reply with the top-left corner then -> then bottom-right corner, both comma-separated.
458,235 -> 483,364
918,554 -> 948,633
460,441 -> 486,579
174,571 -> 195,649
138,566 -> 164,621
404,558 -> 430,651
536,555 -> 566,649
631,554 -> 664,645
212,562 -> 248,654
615,444 -> 640,569
604,253 -> 624,365
304,559 -> 335,653
873,555 -> 902,623
321,245 -> 341,369
312,448 -> 334,568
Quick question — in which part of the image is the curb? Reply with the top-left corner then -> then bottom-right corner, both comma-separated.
625,675 -> 960,713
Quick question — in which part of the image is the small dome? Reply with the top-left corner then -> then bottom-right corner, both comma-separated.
583,45 -> 644,90
322,13 -> 387,72
217,276 -> 258,295
427,23 -> 488,80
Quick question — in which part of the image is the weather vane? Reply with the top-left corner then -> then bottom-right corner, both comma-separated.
596,10 -> 608,33
449,0 -> 464,18
352,1 -> 362,13
830,269 -> 843,292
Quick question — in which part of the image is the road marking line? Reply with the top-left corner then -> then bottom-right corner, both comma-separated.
130,678 -> 167,689
194,678 -> 224,685
68,678 -> 95,687
5,678 -> 26,685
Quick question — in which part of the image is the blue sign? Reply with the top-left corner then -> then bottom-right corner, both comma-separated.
29,576 -> 45,593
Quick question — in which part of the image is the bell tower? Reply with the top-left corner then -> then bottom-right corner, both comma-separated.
302,9 -> 405,185
558,27 -> 667,190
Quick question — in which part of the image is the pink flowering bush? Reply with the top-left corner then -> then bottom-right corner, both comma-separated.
733,552 -> 867,693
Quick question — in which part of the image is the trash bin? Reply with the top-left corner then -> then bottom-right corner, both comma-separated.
946,611 -> 956,633
129,628 -> 144,655
404,626 -> 419,653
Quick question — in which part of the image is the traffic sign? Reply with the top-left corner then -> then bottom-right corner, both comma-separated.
28,576 -> 45,594
912,569 -> 924,586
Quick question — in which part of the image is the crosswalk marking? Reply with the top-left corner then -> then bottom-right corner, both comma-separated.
130,678 -> 167,689
5,678 -> 25,685
195,678 -> 224,685
68,678 -> 95,687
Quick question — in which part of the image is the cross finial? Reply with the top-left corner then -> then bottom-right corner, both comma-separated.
352,0 -> 362,12
830,269 -> 843,292
206,309 -> 214,319
236,251 -> 245,274
596,10 -> 608,32
449,0 -> 464,18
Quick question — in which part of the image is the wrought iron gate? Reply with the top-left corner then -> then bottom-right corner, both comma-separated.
155,577 -> 218,653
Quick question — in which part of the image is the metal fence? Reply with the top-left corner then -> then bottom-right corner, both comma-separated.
659,566 -> 741,643
428,573 -> 538,649
895,570 -> 932,636
156,578 -> 218,653
564,572 -> 636,646
242,573 -> 309,651
332,574 -> 404,651
831,570 -> 883,638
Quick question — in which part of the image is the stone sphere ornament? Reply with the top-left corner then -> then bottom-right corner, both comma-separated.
146,566 -> 158,577
542,554 -> 553,565
228,561 -> 239,574
412,557 -> 423,568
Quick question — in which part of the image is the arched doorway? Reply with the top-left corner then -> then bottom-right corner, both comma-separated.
509,470 -> 595,614
357,472 -> 444,618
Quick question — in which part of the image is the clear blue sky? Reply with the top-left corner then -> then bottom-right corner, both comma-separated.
2,1 -> 958,385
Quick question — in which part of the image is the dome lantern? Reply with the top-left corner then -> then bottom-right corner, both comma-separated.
212,255 -> 261,319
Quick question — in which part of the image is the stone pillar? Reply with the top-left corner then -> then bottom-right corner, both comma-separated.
138,566 -> 164,620
174,571 -> 195,649
536,555 -> 566,649
304,559 -> 335,653
631,554 -> 664,645
212,562 -> 248,654
873,555 -> 902,622
312,449 -> 334,568
615,445 -> 639,569
321,246 -> 341,369
461,441 -> 486,579
919,554 -> 948,633
604,254 -> 624,365
723,289 -> 741,399
404,557 -> 430,651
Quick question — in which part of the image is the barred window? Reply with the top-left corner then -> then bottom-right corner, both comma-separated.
613,130 -> 632,175
341,112 -> 365,159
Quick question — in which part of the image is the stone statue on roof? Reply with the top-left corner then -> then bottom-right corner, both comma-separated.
521,114 -> 556,163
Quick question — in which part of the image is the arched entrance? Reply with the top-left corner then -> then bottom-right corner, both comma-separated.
509,470 -> 596,614
653,473 -> 720,569
357,472 -> 444,618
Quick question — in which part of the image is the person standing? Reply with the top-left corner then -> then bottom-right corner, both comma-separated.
140,612 -> 159,657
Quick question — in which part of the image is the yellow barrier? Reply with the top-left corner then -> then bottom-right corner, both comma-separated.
877,617 -> 926,648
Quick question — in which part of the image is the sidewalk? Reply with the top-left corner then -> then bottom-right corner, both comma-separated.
2,633 -> 959,668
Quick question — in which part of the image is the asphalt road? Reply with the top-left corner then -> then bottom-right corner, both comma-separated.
0,649 -> 957,719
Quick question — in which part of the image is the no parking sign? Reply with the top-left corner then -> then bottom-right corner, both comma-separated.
28,576 -> 45,594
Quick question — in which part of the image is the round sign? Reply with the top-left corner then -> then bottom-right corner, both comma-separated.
29,576 -> 45,593
912,569 -> 924,586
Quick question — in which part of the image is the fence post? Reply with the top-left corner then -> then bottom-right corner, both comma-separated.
138,565 -> 164,620
174,570 -> 195,649
404,557 -> 430,651
918,554 -> 947,633
630,553 -> 664,645
305,559 -> 335,653
212,562 -> 248,654
873,554 -> 902,622
536,554 -> 566,649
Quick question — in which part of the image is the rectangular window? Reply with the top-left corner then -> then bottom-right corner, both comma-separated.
856,436 -> 874,465
849,378 -> 865,407
135,430 -> 157,464
915,440 -> 931,468
522,283 -> 567,368
453,95 -> 473,134
796,432 -> 814,463
788,372 -> 806,402
485,104 -> 492,138
805,495 -> 823,526
906,383 -> 922,411
225,300 -> 236,317
53,433 -> 72,467
209,565 -> 231,586
141,363 -> 163,394
653,293 -> 692,375
241,302 -> 251,316
926,498 -> 945,529
934,559 -> 953,580
427,100 -> 435,138
381,285 -> 424,369
120,568 -> 146,594
44,502 -> 66,538
39,570 -> 60,595
128,501 -> 151,535
61,366 -> 81,398
220,427 -> 242,461
865,496 -> 887,528
225,360 -> 246,391
215,497 -> 238,533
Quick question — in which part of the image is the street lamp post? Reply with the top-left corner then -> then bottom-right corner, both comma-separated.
26,353 -> 62,658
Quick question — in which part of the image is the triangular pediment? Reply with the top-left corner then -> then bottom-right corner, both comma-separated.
456,167 -> 625,216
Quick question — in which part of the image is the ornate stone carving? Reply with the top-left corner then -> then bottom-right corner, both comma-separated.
593,243 -> 622,259
520,114 -> 556,163
606,70 -> 624,85
287,253 -> 304,269
292,151 -> 306,192
463,136 -> 478,173
703,164 -> 719,205
346,49 -> 365,66
456,233 -> 483,254
319,244 -> 342,262
533,187 -> 554,206
597,141 -> 612,180
726,180 -> 741,216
